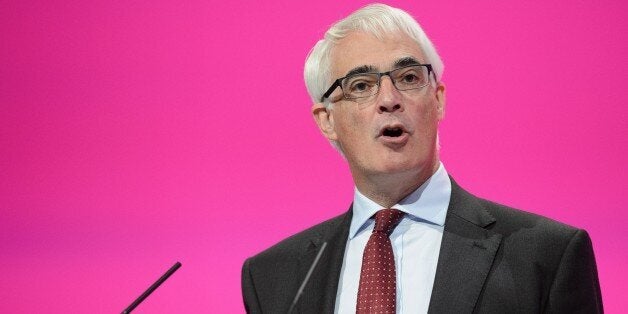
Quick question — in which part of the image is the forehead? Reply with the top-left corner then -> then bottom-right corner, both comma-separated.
329,31 -> 426,78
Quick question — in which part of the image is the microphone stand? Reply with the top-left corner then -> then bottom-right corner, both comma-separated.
121,261 -> 182,313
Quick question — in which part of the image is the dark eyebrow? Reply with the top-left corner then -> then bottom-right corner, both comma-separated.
344,65 -> 376,77
394,57 -> 422,68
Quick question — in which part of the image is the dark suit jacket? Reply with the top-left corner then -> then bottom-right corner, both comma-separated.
241,179 -> 603,313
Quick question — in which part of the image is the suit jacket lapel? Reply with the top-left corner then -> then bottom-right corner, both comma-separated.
296,208 -> 352,314
428,178 -> 502,314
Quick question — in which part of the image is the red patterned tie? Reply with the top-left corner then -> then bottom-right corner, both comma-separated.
356,208 -> 405,314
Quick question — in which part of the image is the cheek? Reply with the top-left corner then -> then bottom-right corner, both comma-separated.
410,104 -> 440,142
335,113 -> 373,151
419,98 -> 442,122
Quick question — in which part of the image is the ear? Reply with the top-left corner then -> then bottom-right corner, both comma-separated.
312,103 -> 338,141
434,82 -> 446,120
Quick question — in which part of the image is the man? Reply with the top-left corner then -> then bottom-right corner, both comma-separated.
242,4 -> 602,313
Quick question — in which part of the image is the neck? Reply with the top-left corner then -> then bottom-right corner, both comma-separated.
354,160 -> 440,208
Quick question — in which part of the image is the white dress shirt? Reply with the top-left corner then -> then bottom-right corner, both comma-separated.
334,163 -> 451,313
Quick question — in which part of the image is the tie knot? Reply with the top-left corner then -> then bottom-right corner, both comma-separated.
373,208 -> 405,235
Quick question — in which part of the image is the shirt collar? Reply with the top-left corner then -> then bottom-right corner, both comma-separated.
349,162 -> 451,239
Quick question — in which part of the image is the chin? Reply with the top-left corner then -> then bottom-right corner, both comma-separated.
374,160 -> 422,175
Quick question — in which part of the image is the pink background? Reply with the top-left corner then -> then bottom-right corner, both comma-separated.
2,1 -> 626,313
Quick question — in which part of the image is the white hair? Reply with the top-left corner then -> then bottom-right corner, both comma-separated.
304,3 -> 444,105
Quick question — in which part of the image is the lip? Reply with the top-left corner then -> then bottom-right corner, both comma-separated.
376,122 -> 412,147
378,131 -> 410,146
377,123 -> 408,136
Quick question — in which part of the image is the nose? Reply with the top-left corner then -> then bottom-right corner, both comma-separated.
377,76 -> 403,113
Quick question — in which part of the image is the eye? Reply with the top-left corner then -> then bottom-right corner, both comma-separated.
393,67 -> 426,87
401,73 -> 418,83
344,75 -> 378,97
353,81 -> 369,92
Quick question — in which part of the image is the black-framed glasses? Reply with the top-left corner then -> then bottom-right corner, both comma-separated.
320,64 -> 434,103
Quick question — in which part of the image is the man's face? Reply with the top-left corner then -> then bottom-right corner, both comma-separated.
313,31 -> 446,184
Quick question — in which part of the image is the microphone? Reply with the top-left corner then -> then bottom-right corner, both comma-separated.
288,242 -> 327,314
121,261 -> 182,314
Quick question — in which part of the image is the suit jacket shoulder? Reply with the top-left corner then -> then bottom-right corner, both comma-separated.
242,211 -> 352,313
429,179 -> 603,313
248,212 -> 348,265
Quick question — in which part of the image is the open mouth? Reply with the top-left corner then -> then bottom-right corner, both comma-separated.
381,127 -> 404,137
